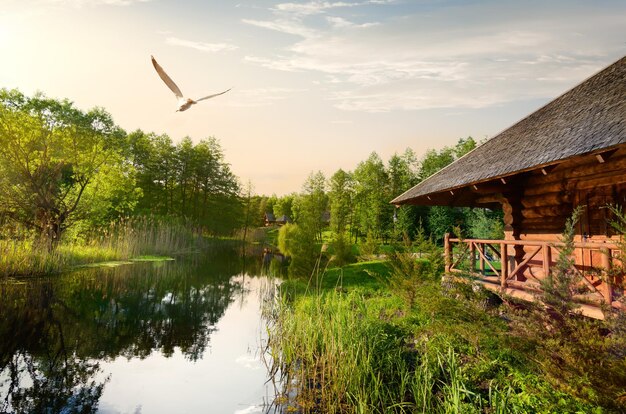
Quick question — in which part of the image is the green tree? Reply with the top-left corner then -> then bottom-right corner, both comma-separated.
353,152 -> 391,242
294,171 -> 328,242
328,169 -> 353,235
0,89 -> 130,246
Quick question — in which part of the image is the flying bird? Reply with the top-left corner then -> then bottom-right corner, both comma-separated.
151,55 -> 231,112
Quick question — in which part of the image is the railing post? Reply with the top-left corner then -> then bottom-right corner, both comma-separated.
444,233 -> 451,273
542,243 -> 551,279
500,242 -> 508,288
479,243 -> 485,275
469,241 -> 476,274
600,248 -> 612,305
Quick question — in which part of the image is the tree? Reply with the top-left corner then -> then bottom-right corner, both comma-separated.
295,171 -> 328,242
353,152 -> 391,242
328,169 -> 353,235
0,89 -> 130,247
274,194 -> 295,219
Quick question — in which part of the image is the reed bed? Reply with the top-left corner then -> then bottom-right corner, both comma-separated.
0,217 -> 202,277
267,290 -> 489,413
265,266 -> 598,413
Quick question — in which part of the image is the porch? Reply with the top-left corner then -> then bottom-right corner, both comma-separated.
443,234 -> 623,319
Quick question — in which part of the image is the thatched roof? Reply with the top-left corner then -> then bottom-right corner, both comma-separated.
392,56 -> 626,205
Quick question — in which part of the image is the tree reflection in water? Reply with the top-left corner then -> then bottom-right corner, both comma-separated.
0,246 -> 262,413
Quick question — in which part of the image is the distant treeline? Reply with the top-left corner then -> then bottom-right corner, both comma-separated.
0,89 -> 242,245
246,136 -> 503,245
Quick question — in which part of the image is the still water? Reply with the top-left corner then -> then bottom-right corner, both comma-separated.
0,247 -> 281,413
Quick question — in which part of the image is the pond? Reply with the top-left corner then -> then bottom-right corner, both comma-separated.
0,246 -> 282,413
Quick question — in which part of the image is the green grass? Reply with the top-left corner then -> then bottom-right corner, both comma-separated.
267,261 -> 602,413
0,217 -> 199,277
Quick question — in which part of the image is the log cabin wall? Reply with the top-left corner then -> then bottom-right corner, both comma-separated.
507,145 -> 626,283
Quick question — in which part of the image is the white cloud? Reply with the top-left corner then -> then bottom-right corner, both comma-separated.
274,0 -> 394,16
43,0 -> 151,6
165,37 -> 238,53
226,87 -> 307,107
241,18 -> 315,38
326,16 -> 379,29
242,1 -> 626,112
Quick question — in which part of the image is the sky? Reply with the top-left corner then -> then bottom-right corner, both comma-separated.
1,0 -> 625,196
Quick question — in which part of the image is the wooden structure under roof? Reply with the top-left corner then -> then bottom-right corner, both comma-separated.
392,56 -> 626,318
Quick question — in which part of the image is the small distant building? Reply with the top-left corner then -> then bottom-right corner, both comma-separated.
392,56 -> 626,318
275,215 -> 292,226
264,212 -> 276,227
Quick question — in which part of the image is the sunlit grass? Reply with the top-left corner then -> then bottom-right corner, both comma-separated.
267,261 -> 599,413
0,217 -> 200,277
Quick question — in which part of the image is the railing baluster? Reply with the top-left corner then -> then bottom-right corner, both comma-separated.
500,242 -> 508,288
469,241 -> 476,273
479,243 -> 485,275
444,233 -> 451,273
542,243 -> 551,279
601,248 -> 612,304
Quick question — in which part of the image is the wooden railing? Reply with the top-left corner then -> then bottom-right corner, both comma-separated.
443,234 -> 622,316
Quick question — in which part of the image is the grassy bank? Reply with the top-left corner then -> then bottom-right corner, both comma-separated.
0,217 -> 203,277
267,261 -> 618,413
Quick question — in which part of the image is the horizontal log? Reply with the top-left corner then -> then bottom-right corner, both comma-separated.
449,238 -> 618,249
521,205 -> 570,219
521,192 -> 571,208
574,171 -> 626,190
524,180 -> 566,196
526,154 -> 626,186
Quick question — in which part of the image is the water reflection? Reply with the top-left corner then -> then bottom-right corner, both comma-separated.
0,246 -> 282,413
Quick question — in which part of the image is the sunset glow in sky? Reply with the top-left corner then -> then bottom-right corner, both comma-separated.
1,0 -> 625,195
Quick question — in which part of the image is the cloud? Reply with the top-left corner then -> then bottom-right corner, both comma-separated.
326,16 -> 379,29
43,0 -> 152,6
241,18 -> 315,37
165,37 -> 238,53
227,87 -> 308,107
274,0 -> 394,16
242,1 -> 626,112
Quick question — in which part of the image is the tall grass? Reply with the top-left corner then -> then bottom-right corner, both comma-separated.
266,290 -> 515,413
0,216 -> 201,277
266,266 -> 600,413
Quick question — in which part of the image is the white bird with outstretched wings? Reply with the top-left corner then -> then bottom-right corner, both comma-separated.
151,55 -> 231,112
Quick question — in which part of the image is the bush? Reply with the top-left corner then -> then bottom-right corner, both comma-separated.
278,223 -> 319,278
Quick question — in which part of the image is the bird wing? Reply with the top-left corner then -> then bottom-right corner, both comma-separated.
195,88 -> 232,102
151,56 -> 184,99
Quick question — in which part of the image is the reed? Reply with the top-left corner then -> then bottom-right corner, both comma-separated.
0,216 -> 202,277
266,265 -> 599,413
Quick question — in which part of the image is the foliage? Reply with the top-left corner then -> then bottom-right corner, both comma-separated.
329,231 -> 354,267
384,233 -> 444,307
0,89 -> 131,246
0,217 -> 201,276
358,230 -> 379,259
277,223 -> 320,278
128,131 -> 241,235
269,260 -> 596,413
508,207 -> 626,411
538,206 -> 584,317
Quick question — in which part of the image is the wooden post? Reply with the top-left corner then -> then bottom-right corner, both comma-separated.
542,243 -> 551,279
469,241 -> 476,274
479,244 -> 485,275
444,233 -> 451,273
500,242 -> 508,288
600,248 -> 612,305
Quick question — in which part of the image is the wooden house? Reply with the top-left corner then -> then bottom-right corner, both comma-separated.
392,56 -> 626,318
275,215 -> 292,226
264,212 -> 276,227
